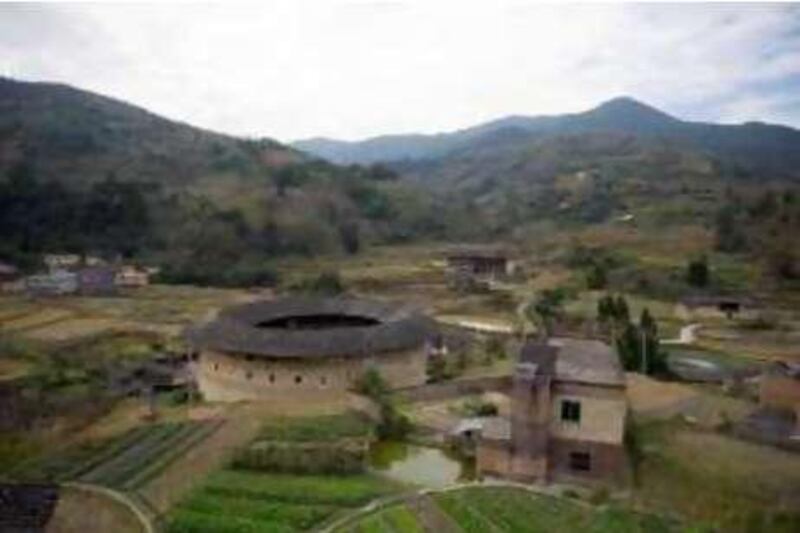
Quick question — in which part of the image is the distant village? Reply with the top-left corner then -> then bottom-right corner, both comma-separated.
0,254 -> 157,296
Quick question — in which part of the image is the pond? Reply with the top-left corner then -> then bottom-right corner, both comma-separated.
368,441 -> 474,488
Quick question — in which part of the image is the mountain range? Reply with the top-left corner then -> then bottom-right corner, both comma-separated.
1,76 -> 799,282
293,97 -> 800,181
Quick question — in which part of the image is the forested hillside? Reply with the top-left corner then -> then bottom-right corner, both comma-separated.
0,78 -> 475,283
295,97 -> 800,182
2,78 -> 798,287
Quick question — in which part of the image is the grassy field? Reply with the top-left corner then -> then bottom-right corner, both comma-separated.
165,469 -> 404,533
0,285 -> 254,345
631,419 -> 800,532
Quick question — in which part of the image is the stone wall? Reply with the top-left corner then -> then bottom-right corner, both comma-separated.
197,347 -> 426,403
394,375 -> 511,403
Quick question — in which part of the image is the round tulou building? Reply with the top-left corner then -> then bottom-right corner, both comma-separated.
187,297 -> 433,402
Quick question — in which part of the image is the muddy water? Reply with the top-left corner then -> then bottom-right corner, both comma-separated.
369,441 -> 474,488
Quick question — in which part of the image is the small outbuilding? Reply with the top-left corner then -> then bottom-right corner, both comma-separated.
0,261 -> 23,293
675,294 -> 760,321
25,270 -> 78,296
445,245 -> 511,280
77,266 -> 117,296
760,361 -> 800,425
43,254 -> 81,273
115,265 -> 150,288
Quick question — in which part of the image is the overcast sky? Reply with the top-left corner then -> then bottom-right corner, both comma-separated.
2,2 -> 799,141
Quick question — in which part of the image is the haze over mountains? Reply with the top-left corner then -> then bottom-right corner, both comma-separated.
294,97 -> 800,181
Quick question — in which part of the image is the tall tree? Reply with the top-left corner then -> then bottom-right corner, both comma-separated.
687,256 -> 710,288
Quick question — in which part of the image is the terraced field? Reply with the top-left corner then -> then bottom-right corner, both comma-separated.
166,469 -> 404,533
11,420 -> 224,492
337,487 -> 681,533
344,504 -> 424,533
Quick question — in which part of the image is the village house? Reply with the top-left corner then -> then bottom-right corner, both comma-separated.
760,361 -> 800,434
84,255 -> 108,267
25,270 -> 78,296
0,261 -> 24,293
675,294 -> 760,321
115,265 -> 150,288
43,254 -> 81,273
734,361 -> 800,450
77,266 -> 117,296
477,338 -> 628,486
446,246 -> 512,280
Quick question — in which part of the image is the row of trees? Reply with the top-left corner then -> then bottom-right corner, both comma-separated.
523,289 -> 667,376
596,294 -> 667,375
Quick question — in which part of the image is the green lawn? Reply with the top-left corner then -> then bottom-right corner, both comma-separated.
165,470 -> 404,532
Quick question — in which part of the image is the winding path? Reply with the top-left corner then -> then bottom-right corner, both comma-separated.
661,323 -> 701,346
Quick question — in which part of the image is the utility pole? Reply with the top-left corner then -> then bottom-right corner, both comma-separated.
640,328 -> 647,375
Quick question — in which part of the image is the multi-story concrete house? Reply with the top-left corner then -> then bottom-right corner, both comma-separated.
478,338 -> 628,486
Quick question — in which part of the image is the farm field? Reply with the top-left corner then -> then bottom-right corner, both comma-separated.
0,284 -> 256,346
256,413 -> 373,443
336,486 -> 681,533
349,503 -> 424,533
165,469 -> 405,533
8,420 -> 224,491
631,419 -> 800,532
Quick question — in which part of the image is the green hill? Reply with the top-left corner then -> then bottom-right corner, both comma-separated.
0,78 -> 451,282
294,97 -> 800,183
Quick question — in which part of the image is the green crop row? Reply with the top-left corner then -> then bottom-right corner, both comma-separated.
80,422 -> 192,487
202,470 -> 400,507
231,439 -> 366,476
435,487 -> 679,533
345,505 -> 424,533
121,419 -> 225,490
166,469 -> 404,533
257,412 -> 373,443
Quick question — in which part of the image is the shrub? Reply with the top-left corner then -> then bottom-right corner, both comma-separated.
427,354 -> 448,383
588,487 -> 610,505
231,441 -> 367,475
686,256 -> 710,288
586,263 -> 608,289
290,271 -> 345,295
462,398 -> 498,417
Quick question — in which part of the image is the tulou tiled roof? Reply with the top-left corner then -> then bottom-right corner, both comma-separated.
186,297 -> 434,359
